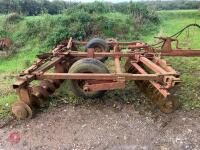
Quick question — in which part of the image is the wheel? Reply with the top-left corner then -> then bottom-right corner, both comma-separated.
86,38 -> 109,62
68,58 -> 109,98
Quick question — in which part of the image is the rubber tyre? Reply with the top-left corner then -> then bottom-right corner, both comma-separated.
86,38 -> 109,62
68,58 -> 109,99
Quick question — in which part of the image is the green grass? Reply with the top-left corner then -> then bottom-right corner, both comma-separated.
0,43 -> 41,73
157,10 -> 200,109
0,10 -> 200,118
158,9 -> 200,20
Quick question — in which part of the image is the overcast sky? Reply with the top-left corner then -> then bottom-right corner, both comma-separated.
63,0 -> 152,2
64,0 -> 194,2
64,0 -> 200,2
56,0 -> 200,3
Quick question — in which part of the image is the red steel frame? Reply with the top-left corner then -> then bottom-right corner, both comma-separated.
12,36 -> 200,118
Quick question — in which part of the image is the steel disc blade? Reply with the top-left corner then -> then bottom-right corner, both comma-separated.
126,63 -> 180,113
30,94 -> 47,108
159,95 -> 181,114
40,80 -> 56,94
12,101 -> 32,119
32,86 -> 49,99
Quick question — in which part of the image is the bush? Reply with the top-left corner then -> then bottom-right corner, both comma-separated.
24,14 -> 59,41
5,13 -> 23,24
0,30 -> 9,38
91,16 -> 129,38
65,2 -> 111,15
68,22 -> 86,40
69,11 -> 92,23
46,27 -> 70,47
128,3 -> 159,39
46,24 -> 87,48
25,20 -> 42,37
0,2 -> 160,51
129,3 -> 159,23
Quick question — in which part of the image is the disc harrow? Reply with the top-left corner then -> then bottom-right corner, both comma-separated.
11,24 -> 200,119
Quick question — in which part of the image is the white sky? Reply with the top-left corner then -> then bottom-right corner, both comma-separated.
62,0 -> 199,2
63,0 -> 146,2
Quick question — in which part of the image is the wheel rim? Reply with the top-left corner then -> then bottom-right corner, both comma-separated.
93,45 -> 106,61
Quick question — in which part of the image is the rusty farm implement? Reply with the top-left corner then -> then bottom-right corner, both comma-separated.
0,38 -> 13,56
0,38 -> 12,49
11,24 -> 200,119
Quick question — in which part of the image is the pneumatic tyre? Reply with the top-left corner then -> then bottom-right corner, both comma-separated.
85,38 -> 109,62
68,58 -> 109,99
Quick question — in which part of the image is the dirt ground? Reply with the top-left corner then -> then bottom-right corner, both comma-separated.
0,98 -> 200,150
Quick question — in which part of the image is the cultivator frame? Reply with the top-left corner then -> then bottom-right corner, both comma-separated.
12,34 -> 200,119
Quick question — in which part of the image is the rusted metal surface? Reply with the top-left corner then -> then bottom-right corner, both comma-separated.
12,33 -> 200,119
84,81 -> 125,92
114,57 -> 122,73
152,57 -> 178,74
37,72 -> 162,81
12,101 -> 32,119
0,38 -> 12,50
131,62 -> 170,98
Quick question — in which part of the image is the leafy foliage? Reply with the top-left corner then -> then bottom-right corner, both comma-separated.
147,1 -> 200,11
128,3 -> 160,39
46,27 -> 69,47
0,0 -> 77,16
0,1 -> 160,47
65,1 -> 111,14
5,13 -> 23,23
0,0 -> 199,16
0,30 -> 9,38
